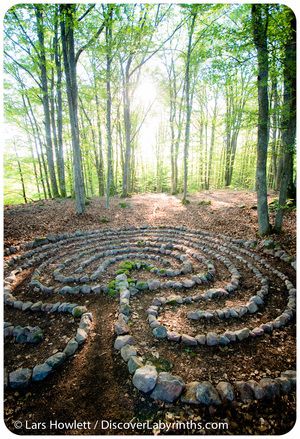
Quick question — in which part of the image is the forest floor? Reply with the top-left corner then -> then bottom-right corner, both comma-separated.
4,190 -> 296,436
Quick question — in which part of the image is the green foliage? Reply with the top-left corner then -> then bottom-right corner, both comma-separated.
198,200 -> 211,206
119,202 -> 128,208
100,216 -> 110,223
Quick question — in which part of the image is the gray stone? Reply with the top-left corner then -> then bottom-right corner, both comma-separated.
181,381 -> 200,404
64,338 -> 78,357
274,377 -> 292,394
195,334 -> 206,345
182,280 -> 195,288
247,302 -> 258,314
133,366 -> 158,393
236,328 -> 250,341
246,380 -> 265,399
75,328 -> 88,345
31,301 -> 43,312
121,344 -> 137,362
187,311 -> 201,320
81,285 -> 91,294
216,381 -> 235,401
252,327 -> 264,337
196,381 -> 221,405
219,335 -> 230,346
120,289 -> 130,300
259,378 -> 280,399
22,301 -> 33,311
32,363 -> 52,381
116,273 -> 128,282
281,370 -> 296,386
148,280 -> 161,290
167,331 -> 181,342
46,352 -> 66,369
128,356 -> 144,374
119,303 -> 131,316
9,368 -> 32,389
115,315 -> 130,335
206,332 -> 219,346
114,335 -> 135,350
235,381 -> 254,402
153,326 -> 167,339
150,372 -> 185,402
182,334 -> 197,346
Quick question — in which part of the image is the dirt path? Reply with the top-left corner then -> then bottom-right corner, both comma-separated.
4,191 -> 296,254
4,191 -> 296,435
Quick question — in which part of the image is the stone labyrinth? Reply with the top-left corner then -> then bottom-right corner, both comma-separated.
4,226 -> 296,405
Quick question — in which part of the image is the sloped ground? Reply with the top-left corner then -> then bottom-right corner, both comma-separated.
3,191 -> 296,435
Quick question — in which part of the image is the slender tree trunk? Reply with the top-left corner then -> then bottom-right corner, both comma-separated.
252,4 -> 271,235
182,12 -> 196,202
207,91 -> 218,189
54,8 -> 66,197
13,141 -> 27,203
122,57 -> 133,198
35,6 -> 59,198
274,10 -> 296,232
60,4 -> 85,214
105,6 -> 114,208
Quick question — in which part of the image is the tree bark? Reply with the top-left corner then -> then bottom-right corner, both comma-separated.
252,4 -> 271,235
274,10 -> 296,232
35,5 -> 59,198
182,11 -> 196,203
60,4 -> 86,214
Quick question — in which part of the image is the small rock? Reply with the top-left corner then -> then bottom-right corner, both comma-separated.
236,328 -> 250,341
181,381 -> 200,404
45,352 -> 66,369
121,345 -> 137,362
9,368 -> 32,389
235,381 -> 254,402
206,332 -> 219,346
259,378 -> 280,399
167,331 -> 181,342
75,328 -> 88,345
128,356 -> 144,374
216,381 -> 235,401
114,335 -> 135,350
133,366 -> 157,393
63,338 -> 78,357
181,334 -> 197,346
152,326 -> 167,339
32,363 -> 52,381
195,334 -> 206,345
196,381 -> 221,405
150,372 -> 185,402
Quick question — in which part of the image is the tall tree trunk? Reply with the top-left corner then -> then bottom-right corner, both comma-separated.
274,10 -> 296,232
35,5 -> 59,198
182,12 -> 196,203
54,7 -> 67,197
105,6 -> 114,208
60,4 -> 85,214
207,91 -> 218,189
252,4 -> 271,235
121,57 -> 133,198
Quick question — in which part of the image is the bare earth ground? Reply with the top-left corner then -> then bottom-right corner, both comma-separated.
3,191 -> 296,435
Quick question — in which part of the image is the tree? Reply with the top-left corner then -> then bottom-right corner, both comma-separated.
182,8 -> 197,203
252,4 -> 271,235
274,8 -> 296,232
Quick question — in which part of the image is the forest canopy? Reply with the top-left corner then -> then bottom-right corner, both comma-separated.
3,3 -> 296,233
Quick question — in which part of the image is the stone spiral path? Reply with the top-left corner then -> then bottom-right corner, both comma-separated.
4,226 -> 296,405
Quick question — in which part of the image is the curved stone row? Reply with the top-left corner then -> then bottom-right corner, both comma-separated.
4,280 -> 92,389
113,271 -> 296,404
4,226 -> 296,401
